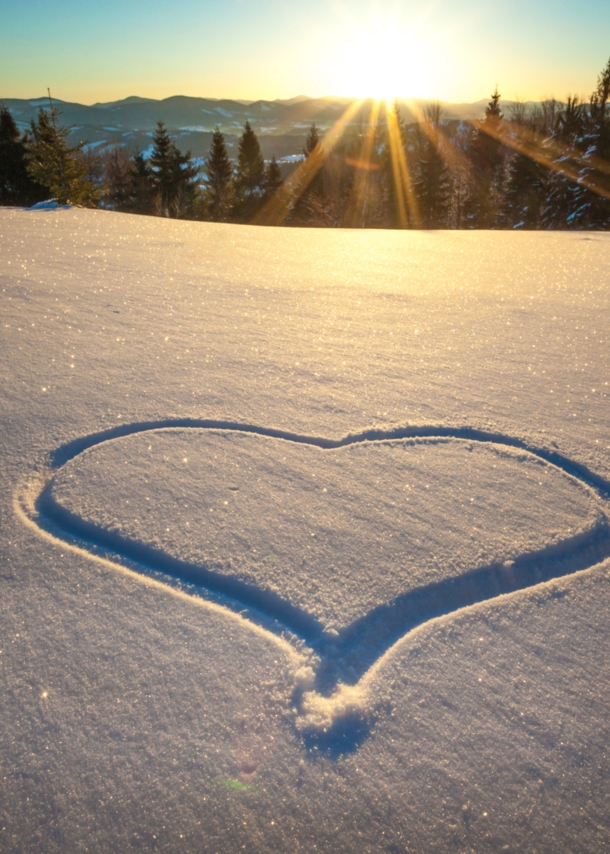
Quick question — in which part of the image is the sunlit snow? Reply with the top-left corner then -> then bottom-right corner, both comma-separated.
1,209 -> 609,853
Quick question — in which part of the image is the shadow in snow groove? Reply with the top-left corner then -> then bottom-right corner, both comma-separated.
24,419 -> 610,754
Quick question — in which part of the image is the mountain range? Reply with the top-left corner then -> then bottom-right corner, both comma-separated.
1,93 -> 533,162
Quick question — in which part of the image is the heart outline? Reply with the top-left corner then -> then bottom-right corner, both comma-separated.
16,420 -> 610,752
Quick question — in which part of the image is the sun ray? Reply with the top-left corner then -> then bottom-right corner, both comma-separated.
385,101 -> 420,228
478,118 -> 610,201
405,98 -> 471,177
344,99 -> 382,228
255,99 -> 364,226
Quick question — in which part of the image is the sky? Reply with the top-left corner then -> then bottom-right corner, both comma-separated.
1,0 -> 609,105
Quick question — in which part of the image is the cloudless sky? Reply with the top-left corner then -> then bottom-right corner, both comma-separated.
1,0 -> 609,104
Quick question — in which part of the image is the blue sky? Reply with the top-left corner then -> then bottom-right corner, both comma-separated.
1,0 -> 609,103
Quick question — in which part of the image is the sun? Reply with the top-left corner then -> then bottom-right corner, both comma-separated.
326,8 -> 443,103
342,29 -> 416,102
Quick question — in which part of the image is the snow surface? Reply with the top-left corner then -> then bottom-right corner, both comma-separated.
82,140 -> 107,152
1,208 -> 610,853
27,200 -> 72,210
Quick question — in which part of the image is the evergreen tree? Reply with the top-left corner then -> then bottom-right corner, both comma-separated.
303,122 -> 324,198
205,127 -> 233,221
413,103 -> 451,228
291,122 -> 327,224
503,144 -> 547,229
303,130 -> 358,227
486,87 -> 503,126
148,121 -> 198,218
502,106 -> 548,229
233,121 -> 265,221
25,106 -> 100,206
128,152 -> 155,215
235,121 -> 265,195
571,57 -> 610,229
541,97 -> 585,228
463,87 -> 507,228
150,121 -> 174,216
0,106 -> 46,206
303,123 -> 321,157
263,156 -> 283,198
168,143 -> 199,218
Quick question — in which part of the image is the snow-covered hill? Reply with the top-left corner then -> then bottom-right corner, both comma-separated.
1,209 -> 609,852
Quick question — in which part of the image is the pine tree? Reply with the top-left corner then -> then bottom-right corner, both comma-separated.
486,87 -> 503,126
169,144 -> 199,218
25,106 -> 100,206
235,121 -> 265,195
233,121 -> 265,221
263,156 -> 283,198
541,97 -> 585,228
571,57 -> 610,229
303,122 -> 324,199
413,103 -> 451,228
301,130 -> 358,227
149,121 -> 174,216
0,106 -> 46,206
303,123 -> 320,157
148,121 -> 199,218
463,88 -> 507,228
502,106 -> 548,229
290,122 -> 327,224
205,127 -> 233,221
503,146 -> 547,229
128,152 -> 155,215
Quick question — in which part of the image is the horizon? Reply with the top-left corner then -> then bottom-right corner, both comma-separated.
0,91 -> 596,110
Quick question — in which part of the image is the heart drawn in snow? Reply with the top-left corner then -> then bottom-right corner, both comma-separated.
22,421 -> 610,747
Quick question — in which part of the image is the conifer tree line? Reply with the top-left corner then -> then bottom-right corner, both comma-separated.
1,56 -> 609,229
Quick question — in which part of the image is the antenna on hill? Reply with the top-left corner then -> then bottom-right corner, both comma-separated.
47,88 -> 57,129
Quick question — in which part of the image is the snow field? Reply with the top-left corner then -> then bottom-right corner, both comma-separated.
1,208 -> 609,852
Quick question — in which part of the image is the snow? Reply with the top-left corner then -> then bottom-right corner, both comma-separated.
279,154 -> 305,163
27,199 -> 72,210
1,209 -> 609,852
215,107 -> 233,118
82,140 -> 107,152
189,156 -> 206,171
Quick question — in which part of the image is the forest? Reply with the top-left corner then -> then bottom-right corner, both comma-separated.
1,56 -> 609,230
